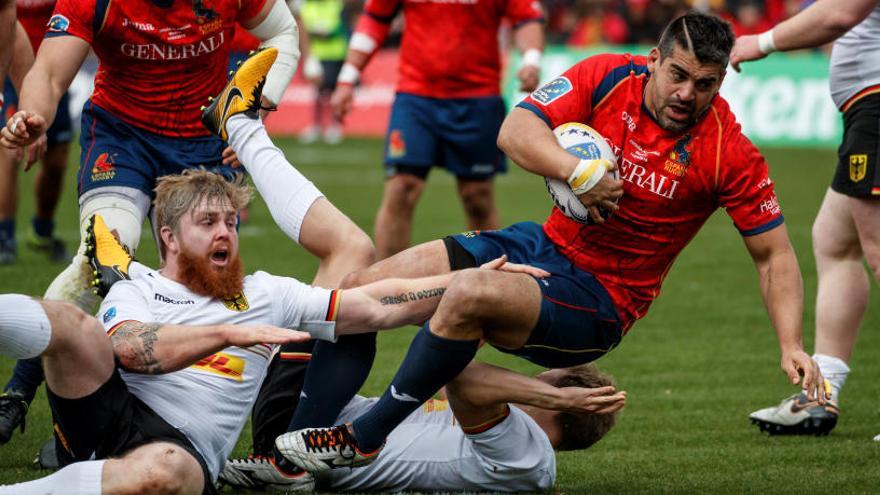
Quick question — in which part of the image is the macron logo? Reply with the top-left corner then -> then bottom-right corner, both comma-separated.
390,385 -> 419,403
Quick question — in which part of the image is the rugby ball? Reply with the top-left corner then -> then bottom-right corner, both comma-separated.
545,123 -> 619,224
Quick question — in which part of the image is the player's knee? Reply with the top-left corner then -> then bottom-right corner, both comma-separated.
812,223 -> 859,261
383,174 -> 425,210
124,444 -> 202,495
340,225 -> 376,266
438,269 -> 495,321
458,181 -> 495,221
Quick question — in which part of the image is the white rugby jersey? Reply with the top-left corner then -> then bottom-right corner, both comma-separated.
98,270 -> 337,480
320,396 -> 556,492
829,4 -> 880,110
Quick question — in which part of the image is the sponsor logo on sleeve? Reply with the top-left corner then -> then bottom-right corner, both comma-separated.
531,77 -> 572,106
47,14 -> 70,33
102,307 -> 116,324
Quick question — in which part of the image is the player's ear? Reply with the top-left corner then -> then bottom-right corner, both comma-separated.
647,47 -> 661,74
159,226 -> 177,255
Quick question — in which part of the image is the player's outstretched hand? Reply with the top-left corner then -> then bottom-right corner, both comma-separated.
1,110 -> 48,150
331,84 -> 355,121
517,65 -> 540,92
556,385 -> 626,415
729,34 -> 765,72
480,254 -> 550,278
577,162 -> 624,224
226,324 -> 311,347
781,349 -> 829,404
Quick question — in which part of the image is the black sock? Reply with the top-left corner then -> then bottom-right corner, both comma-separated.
287,332 -> 377,430
351,323 -> 479,451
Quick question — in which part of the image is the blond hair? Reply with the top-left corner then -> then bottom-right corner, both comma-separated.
153,170 -> 252,255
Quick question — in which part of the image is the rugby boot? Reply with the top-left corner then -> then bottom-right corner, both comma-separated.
275,423 -> 383,473
85,214 -> 132,298
201,47 -> 277,141
749,392 -> 839,435
218,455 -> 314,492
0,390 -> 28,444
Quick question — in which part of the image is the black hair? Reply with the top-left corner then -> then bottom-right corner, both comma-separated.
657,11 -> 735,67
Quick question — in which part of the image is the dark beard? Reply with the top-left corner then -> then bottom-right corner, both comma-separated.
177,247 -> 244,299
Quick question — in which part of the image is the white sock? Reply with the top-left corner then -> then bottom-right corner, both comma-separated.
813,353 -> 850,403
0,460 -> 104,494
0,295 -> 52,359
226,114 -> 324,243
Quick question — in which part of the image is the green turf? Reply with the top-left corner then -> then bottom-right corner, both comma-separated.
1,139 -> 878,492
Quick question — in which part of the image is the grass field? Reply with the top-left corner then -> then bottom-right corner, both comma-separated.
0,137 -> 878,493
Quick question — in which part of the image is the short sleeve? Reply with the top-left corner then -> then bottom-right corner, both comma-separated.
253,271 -> 338,340
718,128 -> 784,236
47,0 -> 98,44
517,53 -> 635,129
504,0 -> 544,27
238,0 -> 270,23
99,281 -> 154,334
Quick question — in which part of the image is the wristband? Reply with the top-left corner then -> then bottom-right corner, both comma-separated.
522,48 -> 542,68
338,63 -> 360,85
567,158 -> 610,195
758,30 -> 777,55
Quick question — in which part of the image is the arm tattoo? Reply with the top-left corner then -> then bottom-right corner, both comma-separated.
110,322 -> 164,374
380,287 -> 446,305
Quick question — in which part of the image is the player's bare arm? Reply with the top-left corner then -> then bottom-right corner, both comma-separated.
447,361 -> 626,419
110,320 -> 310,375
9,22 -> 35,93
0,35 -> 89,150
730,0 -> 877,71
743,225 -> 826,402
513,21 -> 544,92
498,107 -> 624,219
335,257 -> 549,334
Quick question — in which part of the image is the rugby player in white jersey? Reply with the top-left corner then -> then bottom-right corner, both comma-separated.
220,361 -> 625,493
731,0 -> 880,438
0,54 -> 553,493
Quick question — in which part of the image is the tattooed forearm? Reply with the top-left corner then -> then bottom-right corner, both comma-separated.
380,287 -> 446,305
110,321 -> 164,374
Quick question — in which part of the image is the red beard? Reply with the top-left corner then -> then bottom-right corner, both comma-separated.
177,246 -> 244,299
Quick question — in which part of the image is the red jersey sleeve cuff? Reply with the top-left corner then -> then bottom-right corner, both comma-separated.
739,215 -> 784,237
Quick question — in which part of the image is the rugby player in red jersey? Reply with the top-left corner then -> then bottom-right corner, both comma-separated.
274,11 -> 828,473
331,0 -> 545,260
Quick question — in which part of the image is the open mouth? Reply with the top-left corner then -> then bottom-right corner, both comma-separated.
210,249 -> 229,267
667,104 -> 691,121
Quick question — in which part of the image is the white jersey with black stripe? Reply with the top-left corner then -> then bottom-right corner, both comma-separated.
98,270 -> 334,481
829,4 -> 880,109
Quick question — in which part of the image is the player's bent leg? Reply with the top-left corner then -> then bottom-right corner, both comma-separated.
0,148 -> 19,264
374,173 -> 426,259
102,442 -> 204,495
298,198 -> 375,288
456,178 -> 499,231
38,300 -> 114,400
44,188 -> 149,311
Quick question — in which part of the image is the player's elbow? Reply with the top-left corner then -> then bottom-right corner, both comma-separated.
825,7 -> 869,32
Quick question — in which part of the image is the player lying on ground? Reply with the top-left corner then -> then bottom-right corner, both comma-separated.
220,362 -> 625,492
0,168 -> 545,494
266,11 -> 827,475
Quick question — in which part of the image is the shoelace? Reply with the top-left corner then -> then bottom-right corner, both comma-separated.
302,425 -> 355,455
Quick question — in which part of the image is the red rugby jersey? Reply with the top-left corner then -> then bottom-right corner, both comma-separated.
47,0 -> 266,137
17,0 -> 55,51
519,53 -> 784,331
355,0 -> 543,98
